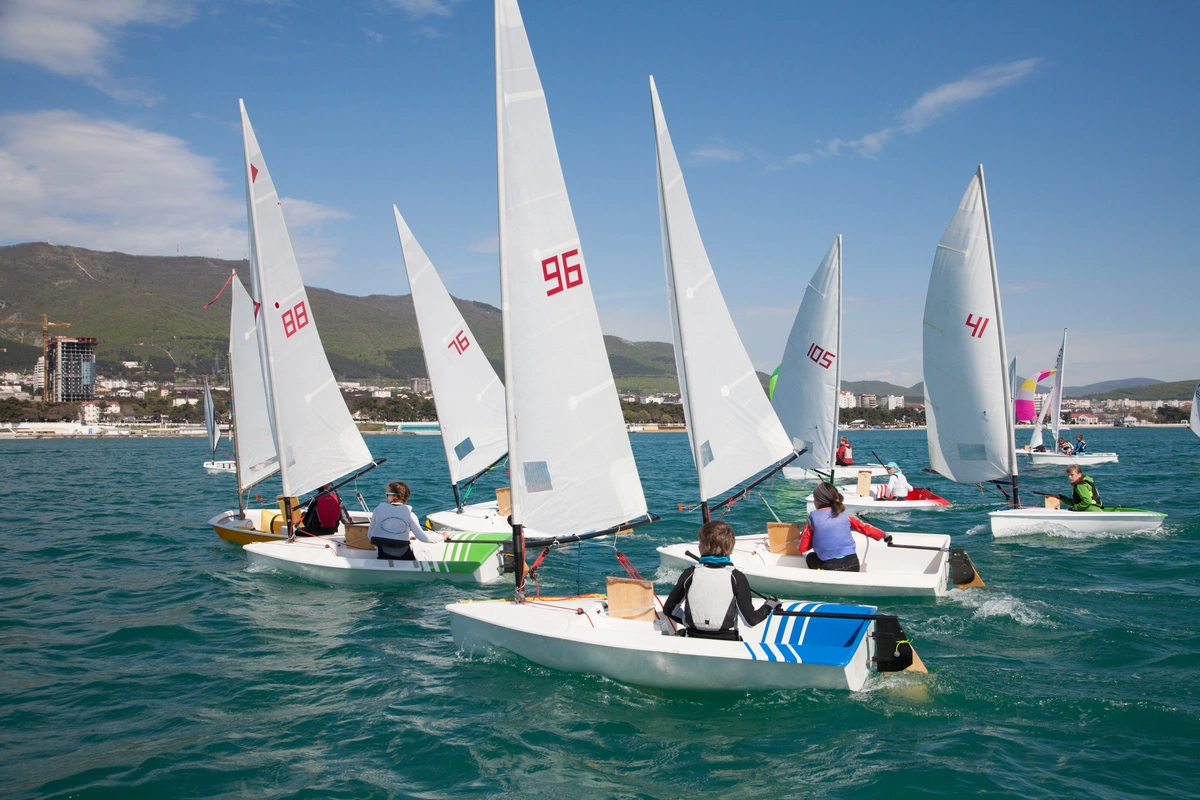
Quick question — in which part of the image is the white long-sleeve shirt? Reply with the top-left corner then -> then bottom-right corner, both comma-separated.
367,502 -> 442,544
886,470 -> 911,499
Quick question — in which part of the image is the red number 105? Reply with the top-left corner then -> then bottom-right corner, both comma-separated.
807,342 -> 835,369
542,249 -> 584,297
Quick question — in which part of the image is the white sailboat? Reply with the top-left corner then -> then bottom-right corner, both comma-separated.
1028,330 -> 1117,465
1191,382 -> 1200,438
774,237 -> 886,484
448,5 -> 924,690
656,140 -> 967,597
392,206 -> 516,538
202,376 -> 235,474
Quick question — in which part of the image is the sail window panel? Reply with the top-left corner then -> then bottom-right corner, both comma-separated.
958,444 -> 988,461
523,461 -> 554,493
700,441 -> 714,468
454,437 -> 476,461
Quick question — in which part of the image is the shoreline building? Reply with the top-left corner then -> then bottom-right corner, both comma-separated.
47,337 -> 98,402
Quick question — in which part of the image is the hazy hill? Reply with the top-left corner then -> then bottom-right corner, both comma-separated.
1081,380 -> 1197,402
0,243 -> 678,388
1064,378 -> 1162,397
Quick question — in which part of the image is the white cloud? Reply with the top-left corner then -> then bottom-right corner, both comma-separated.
0,110 -> 348,280
387,0 -> 460,19
0,0 -> 195,103
466,234 -> 498,254
689,144 -> 744,163
363,27 -> 384,43
807,58 -> 1041,161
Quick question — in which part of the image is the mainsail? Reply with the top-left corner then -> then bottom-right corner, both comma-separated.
1047,329 -> 1068,443
922,165 -> 1016,486
651,76 -> 793,503
239,100 -> 374,498
1191,382 -> 1200,438
203,377 -> 220,461
229,277 -> 279,492
393,206 -> 507,487
495,0 -> 647,536
772,237 -> 842,472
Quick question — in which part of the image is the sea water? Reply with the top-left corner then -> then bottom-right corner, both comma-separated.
1,428 -> 1197,798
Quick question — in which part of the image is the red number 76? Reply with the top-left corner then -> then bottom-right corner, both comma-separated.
543,249 -> 583,296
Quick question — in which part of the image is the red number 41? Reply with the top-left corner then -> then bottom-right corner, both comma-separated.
543,249 -> 584,297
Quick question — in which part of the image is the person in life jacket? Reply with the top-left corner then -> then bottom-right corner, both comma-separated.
662,520 -> 780,641
367,481 -> 448,560
835,436 -> 853,466
300,483 -> 352,535
1057,437 -> 1074,455
1072,434 -> 1088,454
800,482 -> 890,572
1056,465 -> 1104,512
882,462 -> 911,500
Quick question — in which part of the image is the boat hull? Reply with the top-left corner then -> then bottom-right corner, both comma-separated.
208,508 -> 371,546
658,532 -> 953,598
1028,452 -> 1119,466
783,464 -> 888,483
805,486 -> 950,513
989,507 -> 1166,536
448,596 -> 880,692
426,500 -> 548,538
203,460 -> 237,474
244,533 -> 507,585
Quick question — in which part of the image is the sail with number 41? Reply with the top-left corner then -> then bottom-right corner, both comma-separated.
239,99 -> 374,498
922,165 -> 1017,486
495,0 -> 647,536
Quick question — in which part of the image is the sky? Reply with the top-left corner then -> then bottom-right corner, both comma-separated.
1,0 -> 1197,387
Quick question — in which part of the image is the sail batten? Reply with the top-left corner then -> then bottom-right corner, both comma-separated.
394,206 -> 507,486
922,165 -> 1014,484
494,0 -> 647,535
239,100 -> 373,498
651,77 -> 793,502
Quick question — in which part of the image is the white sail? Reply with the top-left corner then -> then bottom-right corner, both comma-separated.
229,277 -> 280,491
393,206 -> 507,485
239,100 -> 373,498
203,377 -> 220,460
495,0 -> 647,533
922,165 -> 1016,484
772,237 -> 842,472
1191,382 -> 1200,438
1048,329 -> 1067,443
651,77 -> 793,502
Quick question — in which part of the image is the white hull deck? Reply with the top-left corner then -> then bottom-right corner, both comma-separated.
203,460 -> 236,474
806,486 -> 951,514
426,500 -> 550,539
658,531 -> 959,598
1027,451 -> 1119,466
783,464 -> 889,483
989,507 -> 1166,536
244,533 -> 507,585
448,595 -> 900,692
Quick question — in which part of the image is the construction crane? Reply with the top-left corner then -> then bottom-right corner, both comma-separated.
6,314 -> 72,401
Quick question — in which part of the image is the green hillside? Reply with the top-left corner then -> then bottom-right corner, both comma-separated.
0,243 -> 678,387
1082,380 -> 1198,402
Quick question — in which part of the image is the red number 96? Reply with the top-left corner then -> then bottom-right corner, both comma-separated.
542,249 -> 584,297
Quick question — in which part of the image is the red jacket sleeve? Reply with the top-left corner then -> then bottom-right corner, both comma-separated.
849,515 -> 885,541
798,521 -> 813,554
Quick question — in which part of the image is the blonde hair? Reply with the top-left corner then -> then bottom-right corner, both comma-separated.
698,520 -> 735,556
387,481 -> 411,503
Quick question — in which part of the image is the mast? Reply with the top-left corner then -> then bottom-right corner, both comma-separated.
495,3 -> 524,594
830,235 -> 843,475
977,164 -> 1019,507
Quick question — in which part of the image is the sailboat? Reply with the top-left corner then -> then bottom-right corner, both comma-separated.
655,125 -> 972,597
391,206 -> 520,538
1191,382 -> 1200,438
773,238 -> 886,484
448,5 -> 921,690
1027,330 -> 1118,465
202,376 -> 235,474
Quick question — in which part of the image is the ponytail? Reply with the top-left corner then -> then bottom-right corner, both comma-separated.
813,482 -> 845,517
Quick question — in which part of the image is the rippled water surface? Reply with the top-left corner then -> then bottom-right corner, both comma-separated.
2,428 -> 1198,798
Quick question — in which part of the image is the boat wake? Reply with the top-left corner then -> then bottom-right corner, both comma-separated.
992,524 -> 1168,541
947,588 -> 1053,627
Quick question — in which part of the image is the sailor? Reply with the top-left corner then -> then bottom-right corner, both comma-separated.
662,520 -> 779,640
800,482 -> 889,572
367,481 -> 448,560
835,436 -> 854,466
883,462 -> 911,500
1072,434 -> 1088,454
300,483 -> 352,535
1057,437 -> 1074,455
1056,465 -> 1104,512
